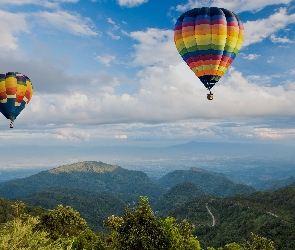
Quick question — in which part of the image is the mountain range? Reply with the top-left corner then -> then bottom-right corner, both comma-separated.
0,161 -> 254,201
1,160 -> 295,248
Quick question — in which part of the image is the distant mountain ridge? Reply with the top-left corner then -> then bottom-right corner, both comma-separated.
0,161 -> 163,201
0,161 -> 256,201
157,167 -> 255,197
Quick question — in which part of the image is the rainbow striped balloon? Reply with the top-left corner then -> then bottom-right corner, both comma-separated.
174,7 -> 244,90
0,72 -> 33,122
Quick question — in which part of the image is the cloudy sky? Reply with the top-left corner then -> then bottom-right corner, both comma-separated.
0,0 -> 295,148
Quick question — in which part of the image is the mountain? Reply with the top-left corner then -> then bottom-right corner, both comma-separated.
154,182 -> 204,215
157,167 -> 255,197
168,186 -> 295,249
21,186 -> 129,232
261,176 -> 295,191
0,161 -> 164,202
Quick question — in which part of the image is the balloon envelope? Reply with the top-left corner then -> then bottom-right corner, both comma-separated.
0,72 -> 33,122
174,7 -> 244,90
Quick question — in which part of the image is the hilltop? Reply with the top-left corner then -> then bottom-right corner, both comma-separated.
0,161 -> 163,202
157,167 -> 255,197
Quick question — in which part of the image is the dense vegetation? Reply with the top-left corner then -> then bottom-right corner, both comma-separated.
0,197 -> 276,250
0,161 -> 295,249
157,167 -> 255,197
0,161 -> 164,203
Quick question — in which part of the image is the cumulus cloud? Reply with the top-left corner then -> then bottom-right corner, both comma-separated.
95,54 -> 117,67
117,0 -> 148,8
1,1 -> 295,146
0,0 -> 79,8
128,28 -> 176,67
175,0 -> 293,13
54,128 -> 91,142
270,34 -> 295,43
0,11 -> 28,50
241,53 -> 260,60
34,11 -> 98,37
115,134 -> 128,139
243,8 -> 295,46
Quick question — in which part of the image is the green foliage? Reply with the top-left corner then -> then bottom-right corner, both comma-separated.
168,187 -> 295,249
0,198 -> 45,224
0,216 -> 70,250
71,230 -> 107,250
104,196 -> 201,250
241,232 -> 275,250
35,204 -> 89,240
23,186 -> 126,232
11,200 -> 26,218
160,217 -> 201,250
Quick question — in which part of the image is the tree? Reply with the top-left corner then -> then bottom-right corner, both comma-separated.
11,200 -> 26,218
104,196 -> 201,250
35,204 -> 89,240
241,232 -> 275,250
71,229 -> 107,250
160,217 -> 201,250
0,216 -> 69,250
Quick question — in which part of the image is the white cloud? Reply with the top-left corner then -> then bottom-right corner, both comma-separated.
107,17 -> 116,25
254,128 -> 287,140
270,34 -> 294,43
243,8 -> 295,46
0,0 -> 79,8
176,0 -> 293,13
267,56 -> 275,63
129,28 -> 176,67
117,0 -> 148,8
95,54 -> 116,67
34,11 -> 98,36
0,11 -> 28,50
242,53 -> 260,60
107,32 -> 121,40
54,128 -> 91,142
115,134 -> 128,139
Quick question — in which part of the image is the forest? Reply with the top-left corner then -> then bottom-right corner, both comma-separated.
0,197 -> 276,250
0,161 -> 294,249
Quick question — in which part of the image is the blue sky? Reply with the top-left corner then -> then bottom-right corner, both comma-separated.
0,0 -> 295,150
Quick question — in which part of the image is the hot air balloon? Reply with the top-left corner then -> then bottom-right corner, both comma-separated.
174,7 -> 244,100
0,72 -> 33,128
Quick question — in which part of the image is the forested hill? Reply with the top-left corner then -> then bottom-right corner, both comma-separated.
0,160 -> 295,249
157,167 -> 255,197
166,186 -> 295,249
0,161 -> 163,201
0,161 -> 256,201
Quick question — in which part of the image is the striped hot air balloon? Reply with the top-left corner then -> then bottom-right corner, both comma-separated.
0,72 -> 33,128
174,7 -> 244,100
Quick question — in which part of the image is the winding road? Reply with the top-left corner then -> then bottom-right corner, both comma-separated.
206,203 -> 216,227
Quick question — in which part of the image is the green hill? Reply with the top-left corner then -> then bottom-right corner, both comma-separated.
167,186 -> 295,249
158,167 -> 255,197
0,159 -> 295,249
154,182 -> 204,215
21,186 -> 129,232
0,161 -> 164,203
